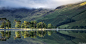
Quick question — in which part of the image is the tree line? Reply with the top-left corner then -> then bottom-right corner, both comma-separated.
14,20 -> 56,29
0,18 -> 56,29
0,18 -> 11,29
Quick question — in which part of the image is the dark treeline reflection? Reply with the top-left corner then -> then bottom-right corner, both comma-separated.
14,31 -> 53,39
0,30 -> 55,41
0,31 -> 11,41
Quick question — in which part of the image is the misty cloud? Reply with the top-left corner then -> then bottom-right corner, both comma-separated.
0,0 -> 85,9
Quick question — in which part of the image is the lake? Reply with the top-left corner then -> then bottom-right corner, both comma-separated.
0,29 -> 86,44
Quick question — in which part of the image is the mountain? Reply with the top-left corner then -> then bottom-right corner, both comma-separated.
0,8 -> 50,27
36,1 -> 86,29
0,1 -> 86,28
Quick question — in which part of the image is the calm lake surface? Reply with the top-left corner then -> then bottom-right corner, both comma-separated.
0,29 -> 86,44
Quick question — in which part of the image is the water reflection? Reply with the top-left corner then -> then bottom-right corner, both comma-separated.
0,29 -> 86,44
0,31 -> 11,41
14,31 -> 54,39
0,30 -> 55,41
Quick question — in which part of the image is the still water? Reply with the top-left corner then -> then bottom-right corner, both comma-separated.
0,29 -> 86,44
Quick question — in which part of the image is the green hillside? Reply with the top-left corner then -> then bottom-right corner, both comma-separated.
0,1 -> 86,28
36,2 -> 86,29
0,8 -> 50,27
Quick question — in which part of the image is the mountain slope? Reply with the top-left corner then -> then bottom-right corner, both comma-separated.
0,1 -> 86,28
0,8 -> 50,27
36,1 -> 86,29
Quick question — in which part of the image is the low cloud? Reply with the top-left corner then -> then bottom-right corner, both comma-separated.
0,0 -> 85,9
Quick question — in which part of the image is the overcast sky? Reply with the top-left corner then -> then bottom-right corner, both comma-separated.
0,0 -> 85,9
